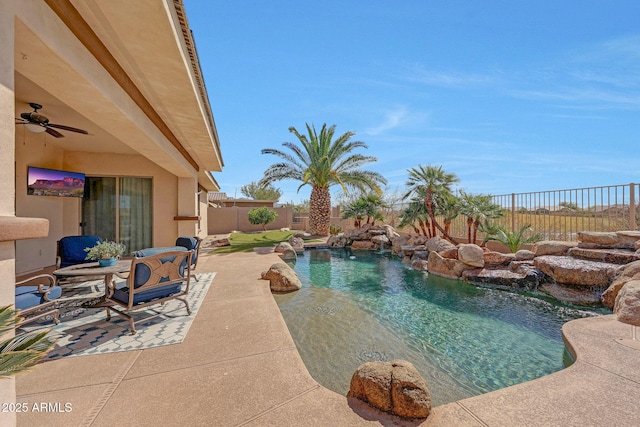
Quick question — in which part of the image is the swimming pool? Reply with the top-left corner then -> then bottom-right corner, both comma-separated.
273,249 -> 598,406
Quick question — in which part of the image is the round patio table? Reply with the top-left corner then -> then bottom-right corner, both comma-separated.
53,260 -> 131,307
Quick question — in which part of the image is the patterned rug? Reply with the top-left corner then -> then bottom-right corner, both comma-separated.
19,272 -> 215,360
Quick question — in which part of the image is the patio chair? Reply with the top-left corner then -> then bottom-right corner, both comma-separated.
105,250 -> 194,335
56,235 -> 103,268
15,274 -> 62,325
175,236 -> 202,281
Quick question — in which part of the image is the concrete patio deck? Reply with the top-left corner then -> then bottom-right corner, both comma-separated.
15,247 -> 640,426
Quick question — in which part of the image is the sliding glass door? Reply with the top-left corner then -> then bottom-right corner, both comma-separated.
82,176 -> 152,253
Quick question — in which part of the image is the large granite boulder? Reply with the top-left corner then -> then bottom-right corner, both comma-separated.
425,236 -> 456,253
347,360 -> 431,419
614,280 -> 640,326
427,251 -> 468,279
261,263 -> 302,293
515,249 -> 535,260
288,236 -> 305,253
602,260 -> 640,308
534,255 -> 618,287
352,240 -> 375,250
411,259 -> 429,271
409,235 -> 429,247
458,244 -> 485,268
274,242 -> 297,260
568,247 -> 639,265
327,235 -> 348,248
390,235 -> 410,255
382,225 -> 400,240
578,231 -> 619,246
371,235 -> 390,246
616,231 -> 640,249
533,241 -> 578,256
462,267 -> 544,290
484,251 -> 515,266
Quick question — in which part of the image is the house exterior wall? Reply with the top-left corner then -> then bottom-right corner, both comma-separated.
14,150 -> 187,275
0,2 -> 17,424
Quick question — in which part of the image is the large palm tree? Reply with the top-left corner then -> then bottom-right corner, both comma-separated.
404,165 -> 459,243
260,123 -> 387,236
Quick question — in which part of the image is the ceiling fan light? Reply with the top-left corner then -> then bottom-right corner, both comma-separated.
24,123 -> 46,133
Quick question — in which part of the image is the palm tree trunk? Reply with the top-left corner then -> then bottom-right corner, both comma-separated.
418,219 -> 428,236
467,217 -> 473,243
473,219 -> 479,244
310,186 -> 331,236
425,193 -> 458,244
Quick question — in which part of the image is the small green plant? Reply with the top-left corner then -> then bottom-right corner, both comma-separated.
485,224 -> 544,253
84,240 -> 126,260
329,224 -> 342,235
248,207 -> 278,231
0,306 -> 56,378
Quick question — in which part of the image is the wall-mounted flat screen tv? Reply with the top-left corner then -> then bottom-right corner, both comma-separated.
27,166 -> 86,198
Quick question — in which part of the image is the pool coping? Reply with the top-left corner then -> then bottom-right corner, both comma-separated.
13,249 -> 640,426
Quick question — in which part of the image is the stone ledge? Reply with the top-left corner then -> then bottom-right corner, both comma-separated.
0,216 -> 49,242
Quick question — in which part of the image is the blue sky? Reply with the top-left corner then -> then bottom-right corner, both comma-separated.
184,1 -> 640,204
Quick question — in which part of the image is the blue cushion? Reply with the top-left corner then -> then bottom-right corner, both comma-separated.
176,237 -> 198,265
112,282 -> 182,305
15,286 -> 62,310
59,235 -> 103,267
131,246 -> 186,258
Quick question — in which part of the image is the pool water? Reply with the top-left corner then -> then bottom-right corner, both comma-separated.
273,249 -> 599,406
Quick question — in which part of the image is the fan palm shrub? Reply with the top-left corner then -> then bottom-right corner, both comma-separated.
0,306 -> 56,378
260,123 -> 386,236
485,224 -> 544,253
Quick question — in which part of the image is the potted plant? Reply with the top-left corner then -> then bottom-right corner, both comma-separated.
84,240 -> 126,267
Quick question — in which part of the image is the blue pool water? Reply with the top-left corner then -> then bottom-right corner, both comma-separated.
274,249 -> 599,405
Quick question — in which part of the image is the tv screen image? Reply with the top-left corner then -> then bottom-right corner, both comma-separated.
27,166 -> 86,198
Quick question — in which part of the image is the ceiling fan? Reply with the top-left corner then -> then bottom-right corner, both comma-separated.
15,102 -> 89,138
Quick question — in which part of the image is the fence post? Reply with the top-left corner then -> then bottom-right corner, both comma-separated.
511,193 -> 516,233
631,183 -> 636,231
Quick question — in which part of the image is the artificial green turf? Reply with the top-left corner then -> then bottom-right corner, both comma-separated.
211,230 -> 318,254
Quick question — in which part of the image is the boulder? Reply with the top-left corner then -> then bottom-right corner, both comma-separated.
427,251 -> 468,279
401,246 -> 416,257
425,236 -> 456,253
261,263 -> 302,293
515,249 -> 535,261
327,235 -> 347,248
390,235 -> 410,255
602,260 -> 640,308
439,248 -> 458,260
614,280 -> 640,326
534,255 -> 618,287
568,247 -> 639,265
411,259 -> 429,271
484,251 -> 515,266
288,236 -> 305,252
382,225 -> 400,240
578,231 -> 619,247
369,228 -> 387,236
533,241 -> 578,256
347,360 -> 431,419
351,240 -> 375,250
462,267 -> 544,290
371,235 -> 390,246
210,237 -> 230,247
274,242 -> 297,260
458,244 -> 485,268
412,250 -> 429,261
616,231 -> 640,249
408,235 -> 428,247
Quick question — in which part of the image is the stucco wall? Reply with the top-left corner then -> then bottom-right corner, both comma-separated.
208,206 -> 294,234
14,147 -> 184,275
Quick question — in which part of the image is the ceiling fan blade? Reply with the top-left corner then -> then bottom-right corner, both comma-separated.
48,123 -> 89,135
45,127 -> 64,138
15,118 -> 28,123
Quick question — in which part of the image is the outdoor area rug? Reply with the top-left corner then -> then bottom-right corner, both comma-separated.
19,272 -> 215,360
